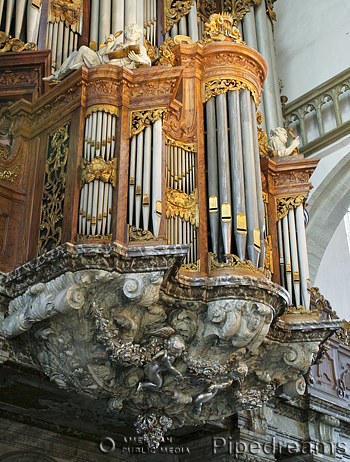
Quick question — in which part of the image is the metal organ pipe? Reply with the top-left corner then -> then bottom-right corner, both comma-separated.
288,209 -> 301,306
227,90 -> 247,260
240,89 -> 260,266
5,0 -> 14,35
90,0 -> 99,48
282,215 -> 293,298
295,204 -> 310,309
99,0 -> 111,47
216,93 -> 232,256
112,0 -> 124,42
187,2 -> 199,42
152,118 -> 162,237
135,130 -> 144,229
142,126 -> 152,231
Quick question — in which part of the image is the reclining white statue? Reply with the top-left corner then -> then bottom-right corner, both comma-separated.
43,23 -> 151,82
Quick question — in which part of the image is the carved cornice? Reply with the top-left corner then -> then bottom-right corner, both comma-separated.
166,186 -> 199,227
130,108 -> 166,137
204,78 -> 259,105
208,252 -> 269,278
164,0 -> 195,33
276,194 -> 308,221
201,13 -> 244,44
0,31 -> 37,53
80,157 -> 117,188
165,134 -> 197,153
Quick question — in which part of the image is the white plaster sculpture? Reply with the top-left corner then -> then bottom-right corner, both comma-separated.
268,127 -> 300,157
43,23 -> 151,82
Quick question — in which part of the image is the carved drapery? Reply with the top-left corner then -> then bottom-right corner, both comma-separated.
130,108 -> 166,137
166,186 -> 199,227
276,194 -> 308,221
164,0 -> 195,33
80,157 -> 117,188
37,123 -> 70,256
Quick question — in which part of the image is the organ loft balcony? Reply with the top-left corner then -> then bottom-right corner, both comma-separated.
0,13 -> 343,448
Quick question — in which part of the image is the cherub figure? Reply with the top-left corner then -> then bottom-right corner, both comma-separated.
137,335 -> 185,392
43,23 -> 151,82
268,127 -> 300,157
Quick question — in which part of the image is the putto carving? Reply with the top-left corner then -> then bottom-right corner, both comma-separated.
80,157 -> 117,188
130,108 -> 166,137
43,23 -> 151,82
276,194 -> 308,221
0,31 -> 37,53
166,186 -> 199,227
202,12 -> 244,44
268,127 -> 300,157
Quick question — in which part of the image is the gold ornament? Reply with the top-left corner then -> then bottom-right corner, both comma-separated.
208,252 -> 270,278
50,0 -> 83,27
85,105 -> 119,118
204,78 -> 259,105
202,12 -> 244,44
130,108 -> 166,137
166,185 -> 199,227
276,195 -> 308,221
80,157 -> 117,188
165,134 -> 197,153
164,0 -> 194,33
181,260 -> 200,272
256,110 -> 269,157
0,165 -> 20,182
0,31 -> 37,53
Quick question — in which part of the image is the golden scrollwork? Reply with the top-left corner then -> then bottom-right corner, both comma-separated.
181,260 -> 200,272
130,108 -> 166,137
80,157 -> 117,188
204,78 -> 259,105
38,123 -> 70,256
165,134 -> 197,153
202,12 -> 244,44
166,185 -> 199,227
0,165 -> 20,182
285,305 -> 319,316
264,235 -> 273,274
50,0 -> 83,27
144,38 -> 159,62
76,233 -> 112,242
127,225 -> 163,242
336,321 -> 350,346
208,252 -> 269,278
85,105 -> 119,118
224,0 -> 276,23
276,194 -> 308,221
164,0 -> 194,33
256,110 -> 269,157
158,37 -> 177,67
0,31 -> 37,53
197,0 -> 217,22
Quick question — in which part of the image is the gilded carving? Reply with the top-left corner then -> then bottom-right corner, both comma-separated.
285,305 -> 319,316
197,0 -> 217,22
208,252 -> 270,278
85,104 -> 119,118
0,31 -> 37,53
158,37 -> 177,67
80,157 -> 117,188
276,194 -> 308,221
166,186 -> 199,227
130,108 -> 166,137
50,0 -> 83,27
181,260 -> 200,272
127,226 -> 163,242
257,110 -> 268,157
165,134 -> 197,153
336,321 -> 350,347
0,165 -> 20,182
204,78 -> 259,105
202,12 -> 244,44
264,235 -> 273,274
37,123 -> 70,256
76,233 -> 112,242
224,0 -> 276,23
164,0 -> 194,33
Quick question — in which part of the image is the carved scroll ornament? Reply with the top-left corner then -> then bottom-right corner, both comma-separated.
130,108 -> 166,137
223,0 -> 276,23
209,252 -> 269,278
0,31 -> 37,52
80,157 -> 116,188
202,12 -> 244,44
0,165 -> 20,182
165,134 -> 197,153
204,78 -> 259,105
164,0 -> 194,33
276,194 -> 308,221
257,110 -> 268,157
166,186 -> 199,227
50,0 -> 83,27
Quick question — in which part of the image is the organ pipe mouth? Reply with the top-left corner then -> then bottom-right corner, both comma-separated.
209,196 -> 218,213
253,228 -> 261,251
221,203 -> 232,222
237,213 -> 247,234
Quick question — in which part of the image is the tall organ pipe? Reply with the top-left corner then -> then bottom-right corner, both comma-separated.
135,130 -> 144,229
152,118 -> 162,237
5,0 -> 14,35
90,0 -> 99,48
142,126 -> 152,231
295,204 -> 310,309
15,0 -> 26,38
205,97 -> 221,255
128,136 -> 137,225
240,89 -> 260,266
187,2 -> 198,42
288,209 -> 301,306
216,93 -> 232,256
112,0 -> 124,42
282,215 -> 293,299
277,219 -> 285,287
99,0 -> 111,47
228,90 -> 246,260
251,97 -> 265,267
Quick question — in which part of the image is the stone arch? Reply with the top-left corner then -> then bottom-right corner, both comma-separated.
0,451 -> 57,462
306,151 -> 350,284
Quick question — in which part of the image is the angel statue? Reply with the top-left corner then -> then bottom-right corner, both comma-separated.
43,23 -> 151,83
268,127 -> 300,157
